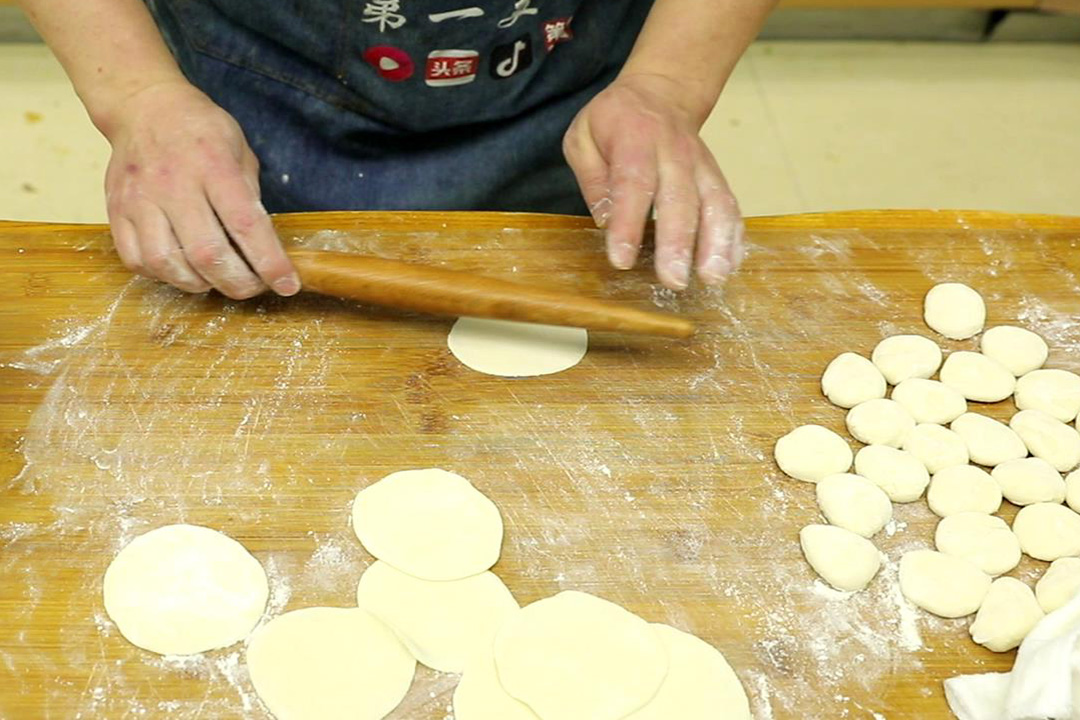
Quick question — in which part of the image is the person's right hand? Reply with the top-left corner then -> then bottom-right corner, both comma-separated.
102,79 -> 300,299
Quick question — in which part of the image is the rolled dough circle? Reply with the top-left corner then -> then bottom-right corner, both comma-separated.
891,378 -> 968,425
927,465 -> 1002,517
447,317 -> 587,377
938,351 -> 1016,403
991,457 -> 1066,506
968,577 -> 1044,652
854,444 -> 930,503
351,468 -> 503,581
1035,557 -> 1080,614
821,352 -> 887,408
246,607 -> 415,720
799,524 -> 881,592
949,412 -> 1028,467
774,424 -> 853,483
356,561 -> 519,673
815,473 -> 893,538
1009,409 -> 1080,472
1012,503 -> 1080,562
453,628 -> 540,720
980,326 -> 1048,376
102,524 -> 268,655
934,512 -> 1021,577
846,398 -> 916,448
493,590 -> 668,720
902,423 -> 969,474
871,334 -> 943,385
923,283 -> 986,340
899,549 -> 992,617
1014,369 -> 1080,423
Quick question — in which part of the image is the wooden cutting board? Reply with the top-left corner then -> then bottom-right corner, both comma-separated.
1,210 -> 1079,719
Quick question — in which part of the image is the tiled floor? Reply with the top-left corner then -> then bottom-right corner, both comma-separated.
2,40 -> 1079,223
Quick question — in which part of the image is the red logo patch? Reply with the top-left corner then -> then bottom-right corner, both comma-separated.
425,50 -> 480,87
542,17 -> 573,52
363,46 -> 414,82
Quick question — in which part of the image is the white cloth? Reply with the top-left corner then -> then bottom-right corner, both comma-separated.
946,589 -> 1080,720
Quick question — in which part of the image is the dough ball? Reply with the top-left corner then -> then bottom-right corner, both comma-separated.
815,473 -> 893,538
950,412 -> 1028,467
1009,409 -> 1080,472
902,423 -> 970,474
899,549 -> 992,617
454,631 -> 540,720
871,334 -> 943,385
891,378 -> 968,425
991,457 -> 1066,506
935,513 -> 1021,576
927,465 -> 1002,517
821,352 -> 887,409
923,283 -> 986,340
1067,469 -> 1080,514
1012,503 -> 1080,562
625,624 -> 753,720
448,317 -> 588,377
356,561 -> 518,673
1035,557 -> 1080,614
939,351 -> 1016,403
981,326 -> 1048,377
854,444 -> 931,503
799,524 -> 881,592
1014,369 -> 1080,423
494,591 -> 668,720
774,424 -> 853,483
846,398 -> 916,448
246,607 -> 415,720
351,468 -> 503,581
102,524 -> 268,655
968,577 -> 1044,652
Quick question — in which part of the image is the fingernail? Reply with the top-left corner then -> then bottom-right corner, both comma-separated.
273,273 -> 301,296
590,198 -> 612,229
731,222 -> 747,269
666,259 -> 690,290
700,254 -> 731,284
608,239 -> 635,270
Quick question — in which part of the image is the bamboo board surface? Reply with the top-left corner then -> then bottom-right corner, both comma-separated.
1,209 -> 1079,719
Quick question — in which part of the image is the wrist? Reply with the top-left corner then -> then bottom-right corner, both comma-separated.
81,71 -> 191,140
611,70 -> 720,129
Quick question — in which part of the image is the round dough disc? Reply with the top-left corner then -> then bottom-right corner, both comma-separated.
448,317 -> 587,377
356,561 -> 518,673
1012,503 -> 1080,562
1009,409 -> 1080,472
821,352 -> 887,408
968,577 -> 1044,652
950,412 -> 1028,467
980,326 -> 1048,376
891,378 -> 967,425
854,444 -> 930,503
846,398 -> 916,448
103,524 -> 268,655
935,512 -> 1021,577
902,423 -> 969,474
454,626 -> 540,720
351,468 -> 503,581
246,607 -> 415,720
899,549 -> 991,618
927,465 -> 1002,517
871,334 -> 943,385
494,591 -> 668,720
774,424 -> 853,483
815,473 -> 893,538
625,624 -> 752,720
923,283 -> 986,340
938,351 -> 1016,403
991,457 -> 1066,506
1014,369 -> 1080,423
1035,557 -> 1080,614
799,524 -> 881,591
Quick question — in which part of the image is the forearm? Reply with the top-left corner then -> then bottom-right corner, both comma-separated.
620,0 -> 778,126
17,0 -> 186,137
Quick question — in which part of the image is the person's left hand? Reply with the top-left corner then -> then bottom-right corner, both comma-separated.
563,73 -> 745,290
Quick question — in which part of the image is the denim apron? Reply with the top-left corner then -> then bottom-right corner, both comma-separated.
147,0 -> 654,214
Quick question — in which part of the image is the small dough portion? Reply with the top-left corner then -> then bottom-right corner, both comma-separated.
981,326 -> 1048,377
821,352 -> 887,409
815,473 -> 893,538
1012,503 -> 1080,561
494,591 -> 668,720
1067,469 -> 1080,514
938,351 -> 1016,403
799,524 -> 881,592
351,468 -> 503,581
871,334 -> 943,385
923,283 -> 986,340
1009,409 -> 1080,472
991,457 -> 1066,506
774,425 -> 853,483
935,513 -> 1021,576
855,444 -> 931,503
454,626 -> 540,720
625,624 -> 752,720
899,549 -> 992,617
968,577 -> 1044,652
1014,369 -> 1080,423
902,423 -> 970,474
246,607 -> 415,720
846,398 -> 916,448
950,413 -> 1028,467
927,465 -> 1002,517
1035,557 -> 1080,614
103,524 -> 268,656
448,317 -> 587,377
356,561 -> 519,673
891,378 -> 968,425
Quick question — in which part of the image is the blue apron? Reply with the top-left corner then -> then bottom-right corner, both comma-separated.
147,0 -> 654,214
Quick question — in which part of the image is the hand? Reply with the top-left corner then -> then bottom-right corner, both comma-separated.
102,80 -> 300,299
563,73 -> 745,290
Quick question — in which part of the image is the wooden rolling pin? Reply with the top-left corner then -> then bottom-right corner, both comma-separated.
287,250 -> 695,339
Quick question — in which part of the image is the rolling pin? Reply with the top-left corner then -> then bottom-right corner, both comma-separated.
287,249 -> 695,339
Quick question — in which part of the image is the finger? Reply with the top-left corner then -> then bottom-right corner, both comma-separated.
653,139 -> 701,291
694,154 -> 745,284
169,194 -> 266,300
132,205 -> 212,293
562,124 -> 612,229
605,141 -> 658,271
206,169 -> 300,296
109,216 -> 149,278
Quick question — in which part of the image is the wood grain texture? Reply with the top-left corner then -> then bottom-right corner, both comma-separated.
1,210 -> 1079,719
